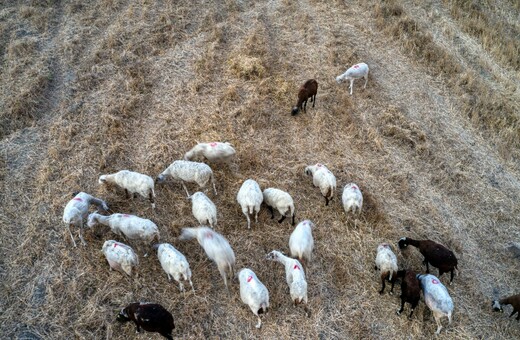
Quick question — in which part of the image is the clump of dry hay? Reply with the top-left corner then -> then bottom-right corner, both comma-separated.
0,0 -> 519,339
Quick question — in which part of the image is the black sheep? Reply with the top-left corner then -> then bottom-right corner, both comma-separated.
398,237 -> 458,284
395,269 -> 421,319
117,302 -> 175,339
291,79 -> 318,115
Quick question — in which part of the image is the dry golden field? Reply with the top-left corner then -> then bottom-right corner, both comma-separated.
1,0 -> 519,339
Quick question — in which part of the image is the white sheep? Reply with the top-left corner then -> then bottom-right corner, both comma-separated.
154,243 -> 194,293
189,191 -> 217,228
266,250 -> 308,314
304,163 -> 337,206
239,268 -> 269,329
335,62 -> 369,95
289,220 -> 315,264
236,179 -> 263,229
62,191 -> 109,247
262,188 -> 296,225
88,212 -> 160,256
184,142 -> 236,164
342,183 -> 363,214
157,160 -> 217,197
102,240 -> 139,276
374,243 -> 398,295
417,273 -> 454,334
179,226 -> 235,289
99,170 -> 156,209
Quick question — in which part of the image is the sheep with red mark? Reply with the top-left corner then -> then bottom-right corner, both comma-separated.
266,250 -> 309,315
342,183 -> 363,214
291,79 -> 318,115
289,220 -> 315,264
236,179 -> 263,229
304,163 -> 337,206
189,191 -> 217,228
156,160 -> 217,197
179,226 -> 235,289
154,243 -> 194,293
88,212 -> 159,256
62,191 -> 108,247
102,240 -> 138,276
335,62 -> 369,95
263,188 -> 296,226
398,237 -> 458,284
99,170 -> 156,209
117,302 -> 175,340
239,268 -> 269,328
374,243 -> 398,295
492,293 -> 520,321
417,273 -> 454,335
184,142 -> 236,164
395,269 -> 421,319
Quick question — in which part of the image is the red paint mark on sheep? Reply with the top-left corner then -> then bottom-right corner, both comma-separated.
205,232 -> 213,239
352,185 -> 358,190
247,275 -> 253,283
73,197 -> 83,201
122,214 -> 130,217
293,264 -> 301,270
432,279 -> 439,284
113,243 -> 118,248
354,65 -> 359,68
210,142 -> 218,147
317,163 -> 322,167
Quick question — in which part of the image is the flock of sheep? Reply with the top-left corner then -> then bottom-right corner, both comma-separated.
62,63 -> 519,339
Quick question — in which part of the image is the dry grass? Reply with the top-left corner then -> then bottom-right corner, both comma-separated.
1,0 -> 519,339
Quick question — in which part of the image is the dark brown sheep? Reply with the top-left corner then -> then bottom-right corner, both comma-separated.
291,79 -> 318,115
117,302 -> 175,339
395,269 -> 421,319
492,294 -> 520,321
398,237 -> 458,284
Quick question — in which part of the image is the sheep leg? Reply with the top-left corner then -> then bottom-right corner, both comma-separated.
255,315 -> 262,329
134,323 -> 141,333
409,300 -> 418,319
423,259 -> 430,273
449,269 -> 454,285
268,206 -> 274,219
349,79 -> 354,95
312,94 -> 316,107
291,213 -> 295,226
181,182 -> 190,197
149,192 -> 155,209
510,310 -> 517,318
125,189 -> 130,199
133,193 -> 138,199
78,220 -> 87,246
389,278 -> 396,295
303,99 -> 307,112
364,75 -> 368,89
68,224 -> 77,247
278,215 -> 286,223
397,298 -> 405,315
379,274 -> 386,294
218,266 -> 229,290
244,212 -> 251,229
433,312 -> 443,334
324,196 -> 329,206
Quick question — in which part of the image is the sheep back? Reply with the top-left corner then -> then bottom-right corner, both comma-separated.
102,240 -> 138,275
418,274 -> 454,314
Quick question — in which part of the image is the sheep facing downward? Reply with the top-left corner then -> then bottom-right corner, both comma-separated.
304,163 -> 336,206
184,142 -> 236,165
374,243 -> 398,295
492,294 -> 520,321
99,170 -> 156,209
117,302 -> 175,340
335,62 -> 369,95
291,79 -> 318,115
236,179 -> 263,229
239,268 -> 269,329
263,188 -> 296,226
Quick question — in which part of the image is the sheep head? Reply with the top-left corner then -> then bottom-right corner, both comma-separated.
492,300 -> 503,312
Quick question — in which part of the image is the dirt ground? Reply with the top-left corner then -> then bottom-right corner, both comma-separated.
0,0 -> 519,339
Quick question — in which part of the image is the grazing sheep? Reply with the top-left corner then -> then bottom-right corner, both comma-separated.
374,243 -> 398,295
157,160 -> 217,197
154,243 -> 194,293
239,268 -> 270,329
398,237 -> 458,284
189,191 -> 217,228
184,142 -> 236,164
304,163 -> 337,206
179,227 -> 235,289
289,220 -> 315,264
395,269 -> 421,319
117,302 -> 175,340
342,183 -> 363,214
417,273 -> 454,335
263,188 -> 296,226
266,250 -> 309,315
492,293 -> 520,321
236,179 -> 263,229
102,240 -> 138,276
62,191 -> 109,247
291,79 -> 318,115
88,212 -> 159,256
335,62 -> 369,95
99,170 -> 156,209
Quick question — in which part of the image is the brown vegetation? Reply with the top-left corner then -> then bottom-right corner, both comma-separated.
0,0 -> 519,339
